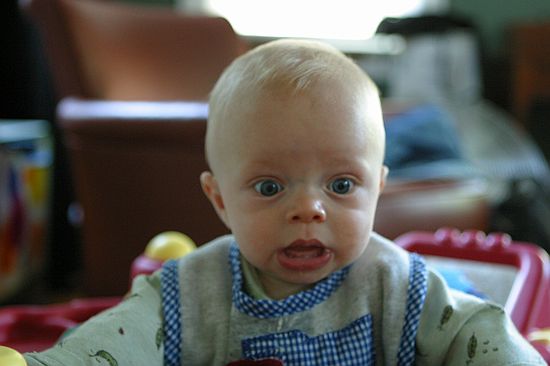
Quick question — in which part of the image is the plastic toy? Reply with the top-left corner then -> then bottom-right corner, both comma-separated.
0,345 -> 27,366
130,231 -> 196,280
395,227 -> 550,362
0,297 -> 119,353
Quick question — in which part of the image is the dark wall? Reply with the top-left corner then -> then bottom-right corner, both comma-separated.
1,0 -> 80,294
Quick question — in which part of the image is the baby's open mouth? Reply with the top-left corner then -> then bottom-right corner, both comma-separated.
284,245 -> 325,259
278,240 -> 332,271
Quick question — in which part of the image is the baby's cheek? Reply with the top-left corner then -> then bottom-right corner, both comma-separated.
335,219 -> 372,257
340,211 -> 373,237
332,234 -> 368,266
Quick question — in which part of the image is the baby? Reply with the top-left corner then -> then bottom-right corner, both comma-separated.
24,39 -> 544,365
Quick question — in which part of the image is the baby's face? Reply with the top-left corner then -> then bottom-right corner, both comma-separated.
202,79 -> 387,299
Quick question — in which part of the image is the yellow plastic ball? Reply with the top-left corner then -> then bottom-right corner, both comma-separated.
145,231 -> 196,261
528,327 -> 550,346
0,346 -> 27,366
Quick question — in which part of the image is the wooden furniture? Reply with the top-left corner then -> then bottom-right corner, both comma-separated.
510,21 -> 550,128
375,179 -> 490,239
57,98 -> 230,296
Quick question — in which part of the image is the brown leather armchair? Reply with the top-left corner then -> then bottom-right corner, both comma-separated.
57,98 -> 230,295
20,0 -> 246,295
21,0 -> 246,102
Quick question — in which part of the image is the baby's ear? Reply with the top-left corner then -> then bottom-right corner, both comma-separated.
200,171 -> 230,228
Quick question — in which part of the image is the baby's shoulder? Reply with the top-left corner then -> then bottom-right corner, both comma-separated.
179,234 -> 234,264
165,234 -> 235,286
359,232 -> 415,276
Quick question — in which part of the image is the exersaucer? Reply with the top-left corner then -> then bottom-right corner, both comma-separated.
0,229 -> 548,363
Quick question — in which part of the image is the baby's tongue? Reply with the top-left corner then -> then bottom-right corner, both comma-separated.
284,246 -> 324,258
278,243 -> 331,271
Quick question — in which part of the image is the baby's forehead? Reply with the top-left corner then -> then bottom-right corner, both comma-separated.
207,96 -> 383,175
214,73 -> 379,141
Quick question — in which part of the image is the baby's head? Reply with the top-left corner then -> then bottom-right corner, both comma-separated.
201,39 -> 388,299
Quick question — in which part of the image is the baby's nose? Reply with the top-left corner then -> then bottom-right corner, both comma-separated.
286,193 -> 326,223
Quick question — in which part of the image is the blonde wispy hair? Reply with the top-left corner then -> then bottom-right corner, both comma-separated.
205,38 -> 382,167
209,38 -> 378,116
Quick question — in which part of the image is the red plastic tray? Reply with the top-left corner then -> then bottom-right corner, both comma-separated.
0,297 -> 120,353
395,228 -> 550,362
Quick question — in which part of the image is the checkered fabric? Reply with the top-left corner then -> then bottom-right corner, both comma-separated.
396,253 -> 428,365
161,260 -> 182,366
242,314 -> 375,365
229,242 -> 351,318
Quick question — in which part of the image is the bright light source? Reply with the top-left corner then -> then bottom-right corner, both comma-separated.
203,0 -> 425,40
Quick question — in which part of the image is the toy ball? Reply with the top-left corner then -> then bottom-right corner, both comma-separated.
145,231 -> 196,261
0,346 -> 27,366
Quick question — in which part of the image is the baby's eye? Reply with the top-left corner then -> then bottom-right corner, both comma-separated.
254,179 -> 283,197
329,177 -> 354,194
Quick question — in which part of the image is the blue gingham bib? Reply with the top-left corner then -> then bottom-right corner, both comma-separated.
161,235 -> 427,365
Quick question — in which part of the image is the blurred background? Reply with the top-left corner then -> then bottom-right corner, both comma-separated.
1,0 -> 550,304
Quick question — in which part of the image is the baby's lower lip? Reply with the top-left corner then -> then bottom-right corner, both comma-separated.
277,240 -> 332,271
